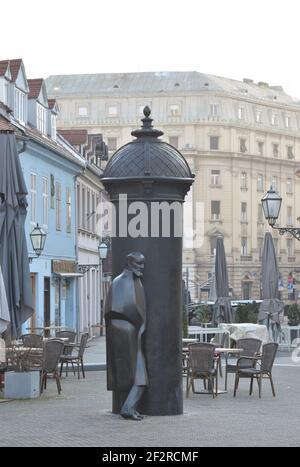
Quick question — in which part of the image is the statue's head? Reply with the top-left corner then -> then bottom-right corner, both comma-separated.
126,252 -> 145,278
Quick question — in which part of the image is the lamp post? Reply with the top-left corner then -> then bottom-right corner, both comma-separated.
29,223 -> 47,262
98,241 -> 108,336
262,186 -> 300,241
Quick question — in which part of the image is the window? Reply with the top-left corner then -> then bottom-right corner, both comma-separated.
287,146 -> 294,159
66,188 -> 71,233
3,81 -> 8,105
30,173 -> 37,223
51,114 -> 56,140
107,105 -> 118,117
210,136 -> 219,150
287,178 -> 293,194
240,138 -> 247,153
271,113 -> 278,126
287,239 -> 294,257
256,110 -> 262,123
257,174 -> 264,191
258,204 -> 263,223
78,106 -> 88,117
77,184 -> 80,229
287,207 -> 293,226
81,187 -> 86,229
258,141 -> 264,155
87,190 -> 91,231
285,115 -> 291,128
271,176 -> 278,191
272,143 -> 279,158
211,170 -> 221,186
92,193 -> 96,232
211,201 -> 220,220
55,182 -> 62,231
37,103 -> 47,134
14,88 -> 26,124
238,106 -> 245,120
42,177 -> 48,227
169,136 -> 179,148
258,238 -> 264,259
169,104 -> 180,116
241,237 -> 248,256
210,104 -> 219,116
107,137 -> 117,151
241,172 -> 247,189
241,202 -> 247,221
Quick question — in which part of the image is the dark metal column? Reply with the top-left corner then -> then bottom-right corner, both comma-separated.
102,107 -> 194,416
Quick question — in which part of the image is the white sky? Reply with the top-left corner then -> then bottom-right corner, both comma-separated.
2,0 -> 300,98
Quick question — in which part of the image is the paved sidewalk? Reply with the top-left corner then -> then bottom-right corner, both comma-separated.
1,365 -> 300,447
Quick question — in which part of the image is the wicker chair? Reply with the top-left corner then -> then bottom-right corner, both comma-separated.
60,333 -> 88,379
224,338 -> 261,390
234,342 -> 278,398
41,339 -> 65,395
21,333 -> 43,348
186,343 -> 218,398
55,330 -> 76,343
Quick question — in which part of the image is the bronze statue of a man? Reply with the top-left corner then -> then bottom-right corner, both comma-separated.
104,252 -> 148,420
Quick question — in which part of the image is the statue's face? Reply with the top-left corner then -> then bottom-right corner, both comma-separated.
127,253 -> 145,277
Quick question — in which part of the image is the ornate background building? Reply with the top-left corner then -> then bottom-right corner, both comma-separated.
46,71 -> 300,301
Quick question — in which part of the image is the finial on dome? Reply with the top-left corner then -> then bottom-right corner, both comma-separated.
143,106 -> 151,118
131,106 -> 164,139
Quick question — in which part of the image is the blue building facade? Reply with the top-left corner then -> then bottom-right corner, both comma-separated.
0,59 -> 85,334
20,135 -> 84,334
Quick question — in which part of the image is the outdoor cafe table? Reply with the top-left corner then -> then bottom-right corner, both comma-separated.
188,326 -> 230,345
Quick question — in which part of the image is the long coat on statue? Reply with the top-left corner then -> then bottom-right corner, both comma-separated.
104,268 -> 148,392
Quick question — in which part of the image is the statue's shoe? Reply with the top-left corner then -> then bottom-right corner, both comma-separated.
120,410 -> 143,421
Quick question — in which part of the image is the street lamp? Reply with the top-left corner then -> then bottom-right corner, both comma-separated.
29,223 -> 47,262
98,242 -> 108,261
262,186 -> 300,241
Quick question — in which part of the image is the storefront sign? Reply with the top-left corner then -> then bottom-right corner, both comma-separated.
52,260 -> 77,274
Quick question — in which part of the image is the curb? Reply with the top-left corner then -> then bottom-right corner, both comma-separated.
85,363 -> 106,371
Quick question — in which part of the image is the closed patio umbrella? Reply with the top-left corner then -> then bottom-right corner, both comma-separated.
0,264 -> 10,334
212,236 -> 233,325
258,232 -> 284,341
0,133 -> 33,339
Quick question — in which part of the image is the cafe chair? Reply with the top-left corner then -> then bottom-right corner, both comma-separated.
41,339 -> 65,395
234,342 -> 278,398
21,333 -> 43,348
225,338 -> 261,390
60,333 -> 89,379
186,343 -> 218,398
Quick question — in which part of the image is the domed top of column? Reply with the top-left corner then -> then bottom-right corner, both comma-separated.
102,107 -> 194,181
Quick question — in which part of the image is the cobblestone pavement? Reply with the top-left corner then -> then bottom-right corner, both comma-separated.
1,365 -> 300,447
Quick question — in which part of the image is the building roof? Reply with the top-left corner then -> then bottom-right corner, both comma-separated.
28,78 -> 44,99
46,71 -> 300,106
59,129 -> 88,145
0,115 -> 14,132
0,60 -> 9,77
8,59 -> 23,82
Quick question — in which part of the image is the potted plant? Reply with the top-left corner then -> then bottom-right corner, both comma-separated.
4,346 -> 41,399
287,304 -> 300,326
235,302 -> 260,323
